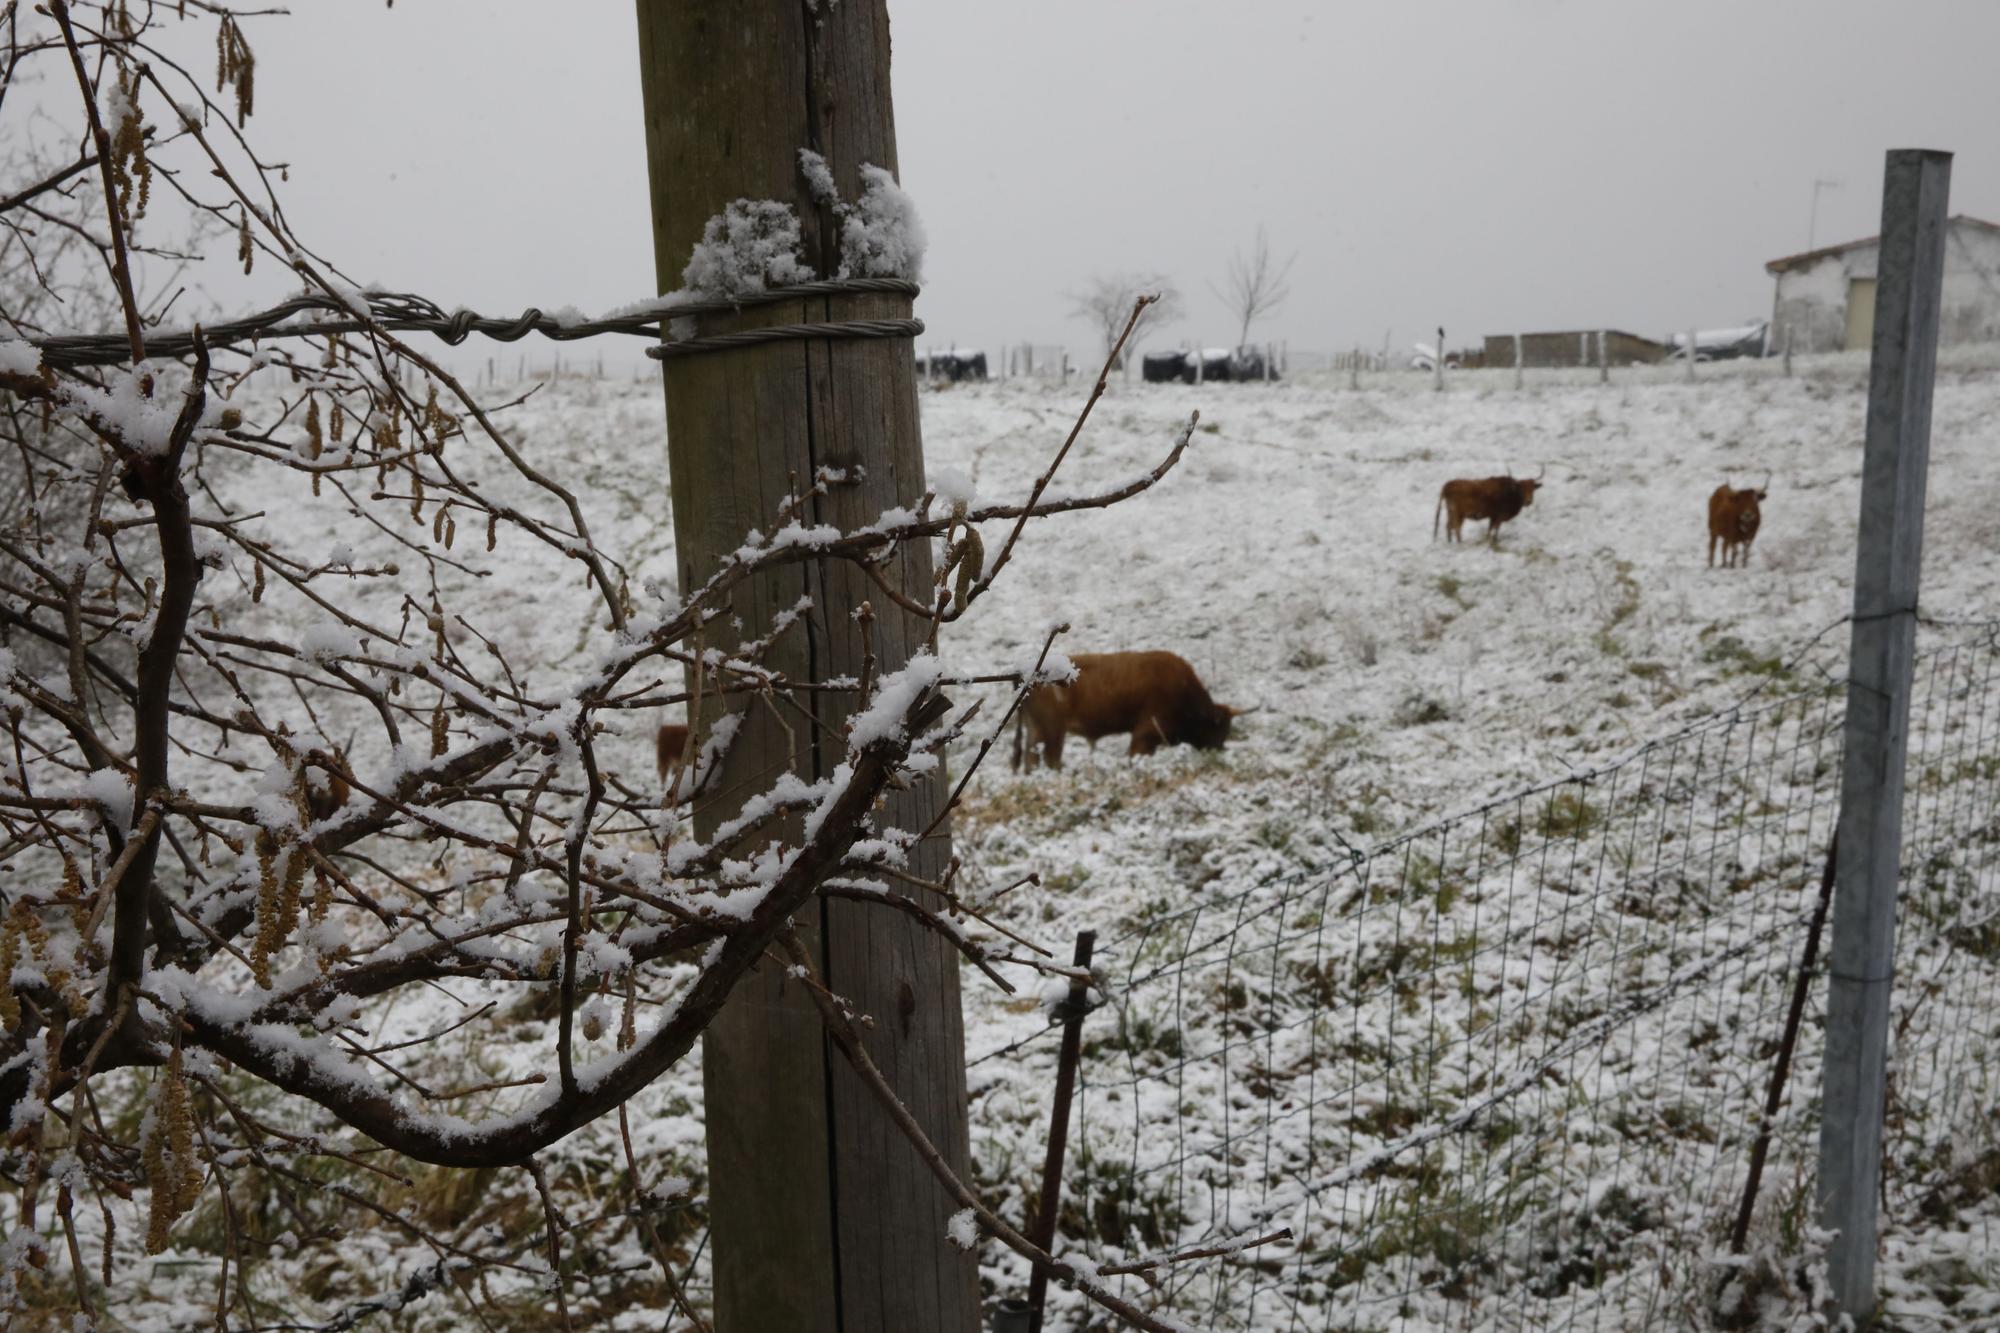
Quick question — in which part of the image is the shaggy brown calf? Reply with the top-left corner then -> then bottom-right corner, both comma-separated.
1707,480 -> 1767,568
1433,471 -> 1546,544
656,723 -> 691,785
1011,651 -> 1242,772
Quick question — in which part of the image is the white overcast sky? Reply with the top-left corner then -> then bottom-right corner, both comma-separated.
129,1 -> 2000,370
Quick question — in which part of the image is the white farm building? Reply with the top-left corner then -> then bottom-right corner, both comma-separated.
1766,214 -> 2000,353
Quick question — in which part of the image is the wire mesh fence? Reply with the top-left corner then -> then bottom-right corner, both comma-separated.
1043,623 -> 2000,1330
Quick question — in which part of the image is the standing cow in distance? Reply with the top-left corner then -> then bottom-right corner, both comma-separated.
1707,476 -> 1768,568
1433,468 -> 1547,545
1011,651 -> 1245,772
657,722 -> 692,791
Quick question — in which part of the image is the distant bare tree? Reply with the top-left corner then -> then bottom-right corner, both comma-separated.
1213,226 -> 1296,350
1070,272 -> 1184,367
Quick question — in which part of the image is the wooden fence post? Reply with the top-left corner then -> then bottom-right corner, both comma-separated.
635,6 -> 978,1329
1818,147 -> 1952,1322
1513,332 -> 1524,390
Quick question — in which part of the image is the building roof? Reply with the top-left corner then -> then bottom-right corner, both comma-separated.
1764,214 -> 2000,275
1483,330 -> 1665,348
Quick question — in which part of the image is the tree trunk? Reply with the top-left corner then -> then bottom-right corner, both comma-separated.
634,5 -> 978,1329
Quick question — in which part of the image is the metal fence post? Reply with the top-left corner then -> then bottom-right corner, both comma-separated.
1818,147 -> 1952,1321
1026,930 -> 1096,1333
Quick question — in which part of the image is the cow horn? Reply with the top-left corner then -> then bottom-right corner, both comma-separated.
1536,463 -> 1548,482
1226,705 -> 1262,717
1761,470 -> 1772,493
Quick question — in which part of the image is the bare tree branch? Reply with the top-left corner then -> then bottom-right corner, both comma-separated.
1211,224 -> 1296,350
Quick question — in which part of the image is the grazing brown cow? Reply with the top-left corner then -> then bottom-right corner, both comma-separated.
1010,651 -> 1242,772
656,723 -> 691,786
1433,470 -> 1546,544
1707,478 -> 1768,568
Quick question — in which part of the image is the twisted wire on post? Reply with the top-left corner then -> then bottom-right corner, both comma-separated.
647,317 -> 924,360
22,277 -> 924,369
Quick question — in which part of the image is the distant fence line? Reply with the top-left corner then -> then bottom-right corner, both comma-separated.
1004,621 -> 2000,1330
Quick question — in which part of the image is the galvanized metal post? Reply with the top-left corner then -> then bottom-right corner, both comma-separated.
1818,147 -> 1952,1322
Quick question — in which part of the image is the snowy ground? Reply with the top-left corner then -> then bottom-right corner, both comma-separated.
66,350 -> 2000,1329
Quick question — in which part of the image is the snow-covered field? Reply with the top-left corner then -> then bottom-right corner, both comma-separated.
88,351 -> 2000,1329
922,352 -> 2000,1331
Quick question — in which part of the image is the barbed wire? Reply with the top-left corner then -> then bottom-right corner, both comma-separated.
21,277 -> 924,369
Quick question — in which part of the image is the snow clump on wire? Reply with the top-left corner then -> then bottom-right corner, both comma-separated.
839,164 -> 925,282
679,199 -> 811,299
676,152 -> 925,303
946,1207 -> 979,1251
796,146 -> 839,204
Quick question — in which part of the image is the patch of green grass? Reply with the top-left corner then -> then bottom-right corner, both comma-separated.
1286,639 -> 1331,670
1594,557 -> 1641,657
1406,853 -> 1468,914
1043,864 -> 1092,893
1535,791 -> 1599,839
1087,1012 -> 1184,1065
1326,1157 -> 1515,1298
1251,817 -> 1296,853
1393,693 -> 1452,727
1435,573 -> 1469,608
1701,634 -> 1791,680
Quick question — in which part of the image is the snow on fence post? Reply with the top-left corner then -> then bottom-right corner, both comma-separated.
1195,342 -> 1204,384
1818,147 -> 1952,1322
634,5 -> 979,1328
1685,327 -> 1697,382
1513,333 -> 1524,390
